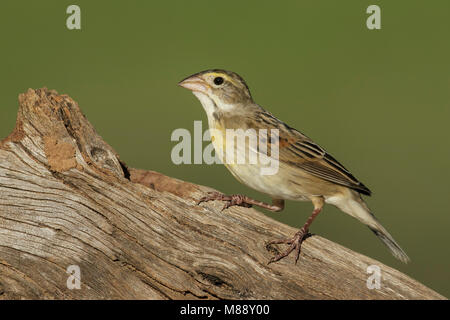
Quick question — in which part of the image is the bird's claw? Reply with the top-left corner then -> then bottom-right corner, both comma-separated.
197,192 -> 223,205
221,197 -> 252,211
197,192 -> 253,211
266,229 -> 312,265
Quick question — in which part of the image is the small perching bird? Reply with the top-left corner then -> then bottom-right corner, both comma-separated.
178,69 -> 409,264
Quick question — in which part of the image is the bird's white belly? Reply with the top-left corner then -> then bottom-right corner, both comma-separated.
225,163 -> 310,201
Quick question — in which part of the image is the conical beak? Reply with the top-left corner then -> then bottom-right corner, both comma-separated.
178,75 -> 209,94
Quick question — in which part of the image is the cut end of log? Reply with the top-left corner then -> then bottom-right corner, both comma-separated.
5,88 -> 127,179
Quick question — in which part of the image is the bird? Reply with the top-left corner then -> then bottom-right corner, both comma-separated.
178,69 -> 409,264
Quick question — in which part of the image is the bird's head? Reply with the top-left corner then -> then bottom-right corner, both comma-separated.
178,69 -> 253,115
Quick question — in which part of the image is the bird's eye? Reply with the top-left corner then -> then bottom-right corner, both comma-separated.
213,77 -> 224,85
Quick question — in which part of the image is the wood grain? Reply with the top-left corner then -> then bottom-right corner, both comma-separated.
0,88 -> 445,299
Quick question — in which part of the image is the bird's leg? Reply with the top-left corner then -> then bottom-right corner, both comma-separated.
267,197 -> 324,265
198,192 -> 284,212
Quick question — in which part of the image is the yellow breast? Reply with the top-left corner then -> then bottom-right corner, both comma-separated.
209,121 -> 227,161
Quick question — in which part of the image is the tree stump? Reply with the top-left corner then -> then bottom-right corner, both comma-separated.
0,88 -> 444,299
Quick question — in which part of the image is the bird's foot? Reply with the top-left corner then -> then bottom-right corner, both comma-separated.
266,228 -> 312,265
197,192 -> 253,211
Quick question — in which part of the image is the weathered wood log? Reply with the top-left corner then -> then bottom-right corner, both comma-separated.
0,88 -> 444,300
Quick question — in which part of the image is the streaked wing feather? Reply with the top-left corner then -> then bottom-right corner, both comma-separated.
282,139 -> 371,196
258,110 -> 371,196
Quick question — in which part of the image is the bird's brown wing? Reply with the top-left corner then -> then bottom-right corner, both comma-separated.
257,111 -> 371,196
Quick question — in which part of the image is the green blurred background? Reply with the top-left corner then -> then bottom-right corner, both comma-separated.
1,1 -> 449,297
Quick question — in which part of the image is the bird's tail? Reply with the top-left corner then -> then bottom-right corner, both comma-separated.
333,192 -> 410,263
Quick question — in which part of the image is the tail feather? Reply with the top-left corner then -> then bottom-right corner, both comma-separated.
368,225 -> 410,263
329,192 -> 410,263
